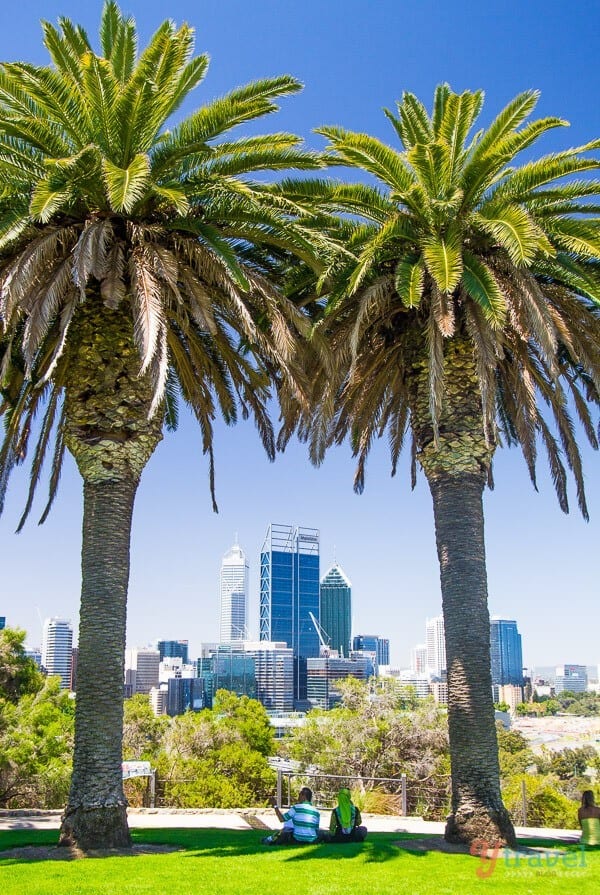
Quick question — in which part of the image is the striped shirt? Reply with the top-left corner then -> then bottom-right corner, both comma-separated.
283,801 -> 320,842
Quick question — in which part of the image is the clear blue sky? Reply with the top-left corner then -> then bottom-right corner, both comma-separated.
1,1 -> 598,670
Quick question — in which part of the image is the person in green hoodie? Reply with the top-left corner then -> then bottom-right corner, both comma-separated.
329,788 -> 367,842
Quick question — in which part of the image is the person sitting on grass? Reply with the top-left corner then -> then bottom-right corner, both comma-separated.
578,790 -> 600,847
328,788 -> 367,842
263,787 -> 321,845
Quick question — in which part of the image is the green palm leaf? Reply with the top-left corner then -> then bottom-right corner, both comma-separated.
475,203 -> 545,265
395,255 -> 425,308
29,180 -> 71,221
462,251 -> 506,326
421,231 -> 463,293
102,153 -> 150,212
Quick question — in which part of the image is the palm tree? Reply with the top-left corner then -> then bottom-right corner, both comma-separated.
0,3 -> 326,850
286,86 -> 600,845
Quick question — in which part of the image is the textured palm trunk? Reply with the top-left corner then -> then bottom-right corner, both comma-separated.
60,477 -> 137,849
58,293 -> 162,850
429,473 -> 515,846
411,336 -> 516,847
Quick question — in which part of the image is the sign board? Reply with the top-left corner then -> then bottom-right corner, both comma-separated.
122,760 -> 152,780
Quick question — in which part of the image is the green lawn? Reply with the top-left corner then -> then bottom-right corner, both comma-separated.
0,828 -> 596,895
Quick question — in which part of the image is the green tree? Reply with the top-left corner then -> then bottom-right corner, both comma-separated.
0,676 -> 74,807
289,86 -> 600,845
122,694 -> 168,762
0,4 -> 324,849
496,725 -> 535,778
212,690 -> 275,756
0,627 -> 44,703
282,683 -> 449,818
503,773 -> 578,828
157,694 -> 276,807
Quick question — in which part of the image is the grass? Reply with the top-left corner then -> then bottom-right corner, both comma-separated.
0,827 -> 597,895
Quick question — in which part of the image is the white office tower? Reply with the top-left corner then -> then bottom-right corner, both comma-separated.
220,540 -> 249,641
242,641 -> 294,712
41,618 -> 73,690
426,615 -> 446,678
411,644 -> 428,675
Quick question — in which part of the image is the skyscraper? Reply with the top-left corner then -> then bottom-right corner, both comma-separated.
124,648 -> 160,695
489,618 -> 523,686
41,617 -> 73,690
307,656 -> 369,709
352,634 -> 390,671
412,644 -> 428,675
260,524 -> 320,704
158,640 -> 189,664
0,617 -> 5,630
220,540 -> 249,641
213,644 -> 256,699
246,641 -> 294,712
425,615 -> 446,678
166,677 -> 205,716
320,564 -> 352,657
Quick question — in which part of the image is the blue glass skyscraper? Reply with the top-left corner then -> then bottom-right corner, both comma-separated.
260,524 -> 320,704
158,640 -> 189,664
490,618 -> 523,686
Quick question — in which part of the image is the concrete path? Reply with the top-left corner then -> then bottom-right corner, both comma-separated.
0,808 -> 581,842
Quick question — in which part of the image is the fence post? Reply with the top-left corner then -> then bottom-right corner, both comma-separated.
521,779 -> 527,826
149,770 -> 156,809
401,773 -> 407,816
277,769 -> 282,809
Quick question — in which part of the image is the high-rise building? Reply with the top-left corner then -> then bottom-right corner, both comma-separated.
166,677 -> 205,716
158,657 -> 197,684
489,618 -> 523,686
213,644 -> 256,699
150,685 -> 168,716
0,617 -> 5,630
41,618 -> 73,690
124,648 -> 160,695
220,541 -> 249,641
411,644 -> 428,675
320,564 -> 352,658
158,640 -> 189,664
307,656 -> 369,709
352,635 -> 389,672
260,524 -> 320,705
555,664 -> 588,694
425,615 -> 446,678
244,641 -> 294,712
377,638 -> 390,666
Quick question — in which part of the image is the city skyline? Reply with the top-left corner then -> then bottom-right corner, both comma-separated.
0,0 -> 598,670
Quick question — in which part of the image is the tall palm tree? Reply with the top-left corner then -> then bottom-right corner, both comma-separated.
283,86 -> 600,845
0,3 -> 326,850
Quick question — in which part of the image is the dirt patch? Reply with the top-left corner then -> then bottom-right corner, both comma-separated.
0,843 -> 181,861
394,836 -> 476,855
393,837 -> 568,858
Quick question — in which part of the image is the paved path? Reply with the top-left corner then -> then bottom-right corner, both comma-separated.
0,808 -> 581,842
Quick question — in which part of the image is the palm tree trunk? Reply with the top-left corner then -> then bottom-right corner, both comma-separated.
429,472 -> 516,847
57,293 -> 163,850
59,477 -> 137,849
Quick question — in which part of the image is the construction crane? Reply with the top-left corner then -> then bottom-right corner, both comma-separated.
309,612 -> 332,657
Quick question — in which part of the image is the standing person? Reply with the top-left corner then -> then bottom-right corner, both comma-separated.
263,787 -> 321,845
578,791 -> 600,847
329,788 -> 368,842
